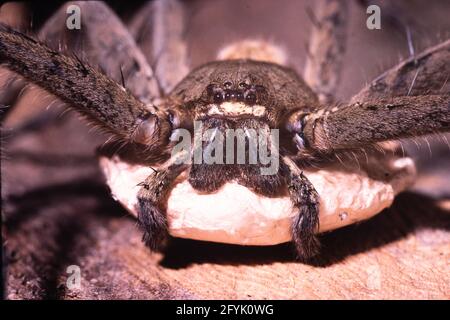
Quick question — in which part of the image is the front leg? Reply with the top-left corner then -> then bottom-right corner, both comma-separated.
283,157 -> 320,261
137,161 -> 187,251
0,23 -> 179,152
39,1 -> 161,102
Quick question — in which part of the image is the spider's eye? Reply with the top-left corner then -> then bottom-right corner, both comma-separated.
225,90 -> 237,101
238,82 -> 248,89
214,92 -> 224,103
245,92 -> 256,105
223,81 -> 232,88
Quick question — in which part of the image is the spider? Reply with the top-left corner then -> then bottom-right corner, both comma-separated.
0,0 -> 449,261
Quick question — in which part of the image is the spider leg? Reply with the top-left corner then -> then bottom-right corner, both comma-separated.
39,0 -> 160,103
302,94 -> 450,153
283,157 -> 320,261
353,39 -> 450,100
137,157 -> 188,250
0,24 -> 172,151
129,0 -> 189,94
0,3 -> 31,123
303,0 -> 348,104
3,1 -> 161,131
287,40 -> 450,154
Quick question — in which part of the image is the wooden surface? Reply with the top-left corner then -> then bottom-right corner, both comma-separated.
2,0 -> 450,300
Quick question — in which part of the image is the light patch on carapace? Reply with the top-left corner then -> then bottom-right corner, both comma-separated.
207,102 -> 266,118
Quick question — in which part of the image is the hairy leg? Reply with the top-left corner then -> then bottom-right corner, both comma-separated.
137,161 -> 187,250
129,0 -> 189,94
2,1 -> 161,136
353,39 -> 450,100
302,94 -> 450,153
286,40 -> 450,155
0,24 -> 172,152
303,0 -> 348,104
40,0 -> 160,102
283,157 -> 320,261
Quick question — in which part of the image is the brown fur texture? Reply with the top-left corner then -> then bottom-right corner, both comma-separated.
39,1 -> 160,102
304,95 -> 450,152
171,60 -> 320,124
0,23 -> 172,153
289,39 -> 450,155
352,39 -> 450,101
137,162 -> 188,250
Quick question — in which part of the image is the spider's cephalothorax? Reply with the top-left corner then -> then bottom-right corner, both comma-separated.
0,1 -> 449,261
174,60 -> 318,189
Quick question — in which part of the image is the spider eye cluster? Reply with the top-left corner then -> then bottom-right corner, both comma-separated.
206,81 -> 266,106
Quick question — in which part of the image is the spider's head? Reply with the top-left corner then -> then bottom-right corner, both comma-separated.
167,59 -> 321,161
171,59 -> 320,127
200,79 -> 268,120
